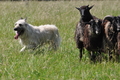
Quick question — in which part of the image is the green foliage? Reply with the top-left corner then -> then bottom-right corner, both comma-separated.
0,1 -> 120,80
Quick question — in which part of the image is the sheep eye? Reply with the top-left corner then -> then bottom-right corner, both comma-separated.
19,24 -> 22,26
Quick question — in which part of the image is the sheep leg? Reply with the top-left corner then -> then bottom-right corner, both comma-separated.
90,51 -> 96,63
77,41 -> 83,61
97,50 -> 102,62
108,49 -> 112,61
79,48 -> 83,61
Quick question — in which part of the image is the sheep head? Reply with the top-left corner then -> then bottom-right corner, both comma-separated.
85,19 -> 102,35
114,16 -> 120,32
103,15 -> 117,41
76,5 -> 94,18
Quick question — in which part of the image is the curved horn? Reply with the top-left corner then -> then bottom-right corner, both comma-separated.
103,15 -> 114,23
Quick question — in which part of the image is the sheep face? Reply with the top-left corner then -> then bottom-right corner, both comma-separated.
103,16 -> 120,39
115,17 -> 120,32
91,19 -> 102,35
86,19 -> 102,35
76,5 -> 94,18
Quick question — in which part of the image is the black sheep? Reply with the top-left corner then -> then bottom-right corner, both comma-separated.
74,5 -> 103,61
74,5 -> 94,60
83,19 -> 103,62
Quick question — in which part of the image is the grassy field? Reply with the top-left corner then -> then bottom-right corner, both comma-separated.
1,1 -> 120,80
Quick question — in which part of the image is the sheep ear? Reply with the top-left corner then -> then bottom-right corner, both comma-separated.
89,5 -> 94,9
75,7 -> 80,10
87,5 -> 89,7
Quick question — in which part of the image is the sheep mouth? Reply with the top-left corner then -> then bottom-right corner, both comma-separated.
14,28 -> 24,39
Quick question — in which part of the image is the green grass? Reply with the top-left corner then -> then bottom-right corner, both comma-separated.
1,1 -> 120,80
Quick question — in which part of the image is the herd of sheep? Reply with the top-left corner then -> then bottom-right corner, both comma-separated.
74,5 -> 120,62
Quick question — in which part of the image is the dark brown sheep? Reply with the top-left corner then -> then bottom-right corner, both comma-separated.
74,5 -> 103,61
74,5 -> 94,60
103,15 -> 120,61
83,19 -> 103,62
83,19 -> 103,51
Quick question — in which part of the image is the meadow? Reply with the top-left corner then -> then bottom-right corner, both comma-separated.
0,1 -> 120,80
